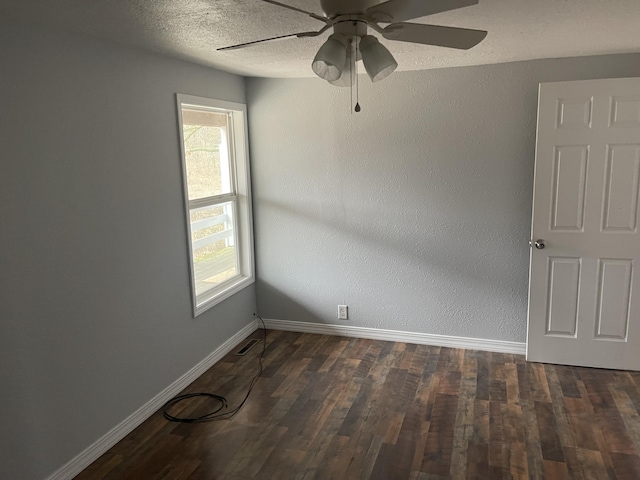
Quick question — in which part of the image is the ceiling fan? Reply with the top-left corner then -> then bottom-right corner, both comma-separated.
218,0 -> 487,86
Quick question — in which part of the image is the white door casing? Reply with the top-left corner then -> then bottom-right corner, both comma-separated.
527,77 -> 640,371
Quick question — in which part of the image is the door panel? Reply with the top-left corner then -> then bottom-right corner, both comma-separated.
595,258 -> 633,340
556,97 -> 593,129
551,146 -> 589,231
545,257 -> 580,336
602,144 -> 640,232
527,77 -> 640,370
610,96 -> 640,127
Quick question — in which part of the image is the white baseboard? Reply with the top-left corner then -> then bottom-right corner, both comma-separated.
262,318 -> 526,355
47,320 -> 258,480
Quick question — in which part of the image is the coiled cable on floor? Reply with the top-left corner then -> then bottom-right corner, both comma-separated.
162,314 -> 267,423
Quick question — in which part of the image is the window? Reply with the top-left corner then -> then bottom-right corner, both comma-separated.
176,94 -> 254,316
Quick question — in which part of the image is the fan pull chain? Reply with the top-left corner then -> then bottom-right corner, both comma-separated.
349,38 -> 353,114
354,65 -> 360,112
354,34 -> 361,113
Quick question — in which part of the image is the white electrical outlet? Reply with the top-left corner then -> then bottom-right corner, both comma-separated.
338,305 -> 348,320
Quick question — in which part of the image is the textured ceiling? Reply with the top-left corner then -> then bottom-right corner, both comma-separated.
1,0 -> 639,78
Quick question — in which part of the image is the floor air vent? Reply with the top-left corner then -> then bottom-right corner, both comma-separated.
235,338 -> 260,356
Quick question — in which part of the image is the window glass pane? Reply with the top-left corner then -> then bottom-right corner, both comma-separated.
190,202 -> 238,298
182,108 -> 233,200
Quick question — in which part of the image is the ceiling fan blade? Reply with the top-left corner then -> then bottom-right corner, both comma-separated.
217,27 -> 328,51
366,0 -> 479,23
382,23 -> 487,50
262,0 -> 328,23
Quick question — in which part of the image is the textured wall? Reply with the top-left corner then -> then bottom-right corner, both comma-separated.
247,53 -> 640,344
0,21 -> 255,480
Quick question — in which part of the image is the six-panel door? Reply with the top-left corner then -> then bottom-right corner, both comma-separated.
527,77 -> 640,371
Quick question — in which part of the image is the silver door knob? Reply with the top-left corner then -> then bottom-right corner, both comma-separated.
534,239 -> 545,249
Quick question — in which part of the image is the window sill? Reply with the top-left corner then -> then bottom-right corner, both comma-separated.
194,275 -> 255,317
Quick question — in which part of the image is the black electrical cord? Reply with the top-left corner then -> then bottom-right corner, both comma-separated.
162,314 -> 267,423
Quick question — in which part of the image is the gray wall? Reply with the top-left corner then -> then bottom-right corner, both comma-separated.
0,20 -> 256,480
247,53 -> 640,344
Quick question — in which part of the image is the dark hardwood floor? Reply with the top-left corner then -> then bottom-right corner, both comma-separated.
75,330 -> 640,479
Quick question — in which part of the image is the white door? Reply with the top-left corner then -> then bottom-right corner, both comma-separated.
527,77 -> 640,371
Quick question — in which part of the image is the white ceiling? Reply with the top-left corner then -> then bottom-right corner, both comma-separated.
2,0 -> 639,78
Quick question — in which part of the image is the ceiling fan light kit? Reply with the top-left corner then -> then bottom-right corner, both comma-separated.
219,0 -> 487,88
313,25 -> 398,86
359,34 -> 397,82
329,43 -> 356,87
312,33 -> 349,81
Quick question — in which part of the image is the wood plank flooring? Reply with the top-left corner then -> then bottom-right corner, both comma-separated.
75,330 -> 640,479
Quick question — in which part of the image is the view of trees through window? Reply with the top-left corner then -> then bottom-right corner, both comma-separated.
183,124 -> 225,199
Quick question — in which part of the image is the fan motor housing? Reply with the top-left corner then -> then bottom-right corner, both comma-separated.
320,0 -> 380,18
333,17 -> 368,38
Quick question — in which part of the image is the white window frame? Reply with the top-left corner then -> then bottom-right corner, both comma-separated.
176,94 -> 255,317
